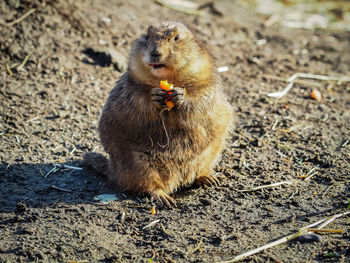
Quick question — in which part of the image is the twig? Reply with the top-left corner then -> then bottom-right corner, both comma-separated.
306,165 -> 319,175
322,185 -> 333,198
289,190 -> 298,199
237,181 -> 293,192
18,55 -> 30,71
44,164 -> 59,177
26,116 -> 40,122
340,139 -> 349,148
304,165 -> 319,181
217,211 -> 350,263
160,223 -> 169,235
6,64 -> 13,76
304,172 -> 318,181
308,228 -> 344,234
190,239 -> 203,254
50,185 -> 73,193
275,150 -> 287,158
268,73 -> 350,99
143,219 -> 160,230
242,161 -> 252,171
3,8 -> 37,27
263,74 -> 322,87
70,146 -> 76,155
271,119 -> 279,130
54,164 -> 83,170
155,0 -> 208,16
120,211 -> 126,223
316,212 -> 349,229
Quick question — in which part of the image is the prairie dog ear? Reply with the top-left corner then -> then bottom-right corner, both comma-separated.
147,25 -> 155,36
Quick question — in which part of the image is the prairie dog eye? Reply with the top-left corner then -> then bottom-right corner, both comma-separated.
174,35 -> 180,41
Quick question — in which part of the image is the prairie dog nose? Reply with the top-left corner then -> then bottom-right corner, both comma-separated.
150,49 -> 161,57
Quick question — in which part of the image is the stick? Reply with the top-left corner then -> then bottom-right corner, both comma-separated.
190,239 -> 203,254
3,8 -> 37,27
217,211 -> 350,263
54,164 -> 83,170
304,165 -> 319,181
155,0 -> 208,16
120,211 -> 126,223
143,219 -> 160,230
44,164 -> 59,177
237,181 -> 293,192
308,228 -> 344,234
321,185 -> 333,198
50,185 -> 73,193
18,55 -> 30,71
316,212 -> 349,229
6,64 -> 13,76
267,73 -> 350,99
263,74 -> 322,87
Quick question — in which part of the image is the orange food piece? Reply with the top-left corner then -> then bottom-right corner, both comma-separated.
165,100 -> 175,108
310,89 -> 321,101
151,206 -> 156,215
160,80 -> 175,109
160,80 -> 173,91
165,99 -> 175,108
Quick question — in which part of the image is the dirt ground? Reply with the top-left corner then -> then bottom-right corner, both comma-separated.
1,0 -> 349,262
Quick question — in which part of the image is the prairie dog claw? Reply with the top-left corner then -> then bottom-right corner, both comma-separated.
150,189 -> 177,208
194,174 -> 220,187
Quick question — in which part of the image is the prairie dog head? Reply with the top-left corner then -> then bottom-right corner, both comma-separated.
130,22 -> 203,83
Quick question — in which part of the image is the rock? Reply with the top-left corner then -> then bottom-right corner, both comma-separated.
298,234 -> 322,243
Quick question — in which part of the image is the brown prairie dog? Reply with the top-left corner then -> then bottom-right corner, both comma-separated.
95,21 -> 233,207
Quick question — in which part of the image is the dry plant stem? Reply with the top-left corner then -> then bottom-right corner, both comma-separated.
120,211 -> 126,223
308,228 -> 344,234
155,0 -> 208,16
304,172 -> 317,181
322,185 -> 333,198
54,164 -> 83,170
268,73 -> 350,99
190,239 -> 203,254
44,164 -> 59,177
50,185 -> 72,193
237,181 -> 293,192
18,55 -> 30,71
340,139 -> 349,148
316,212 -> 349,229
218,211 -> 350,263
143,219 -> 160,230
6,64 -> 13,75
3,8 -> 37,27
263,74 -> 322,87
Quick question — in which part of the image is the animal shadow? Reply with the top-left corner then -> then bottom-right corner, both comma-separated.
0,161 -> 122,213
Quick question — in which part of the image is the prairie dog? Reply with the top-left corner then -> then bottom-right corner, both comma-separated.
94,21 -> 232,207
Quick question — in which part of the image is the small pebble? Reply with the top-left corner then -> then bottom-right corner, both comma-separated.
298,234 -> 322,243
217,66 -> 228,72
102,17 -> 111,24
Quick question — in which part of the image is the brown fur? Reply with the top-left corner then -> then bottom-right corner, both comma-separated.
90,21 -> 233,207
